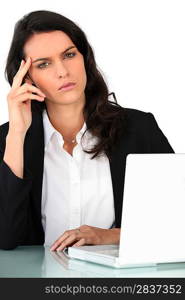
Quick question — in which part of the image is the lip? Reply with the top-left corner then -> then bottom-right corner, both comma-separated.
58,82 -> 76,91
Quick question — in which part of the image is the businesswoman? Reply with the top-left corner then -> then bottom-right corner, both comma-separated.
0,10 -> 174,251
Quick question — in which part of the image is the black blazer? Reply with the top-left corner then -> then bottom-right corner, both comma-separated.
0,108 -> 174,250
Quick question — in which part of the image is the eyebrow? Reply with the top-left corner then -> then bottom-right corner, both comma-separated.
32,46 -> 76,63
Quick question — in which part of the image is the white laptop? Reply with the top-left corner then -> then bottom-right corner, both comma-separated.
64,154 -> 185,268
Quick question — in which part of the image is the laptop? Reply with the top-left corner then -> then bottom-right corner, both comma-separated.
64,154 -> 185,268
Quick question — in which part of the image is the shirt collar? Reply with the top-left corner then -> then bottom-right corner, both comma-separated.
43,110 -> 57,149
42,109 -> 87,148
76,121 -> 87,143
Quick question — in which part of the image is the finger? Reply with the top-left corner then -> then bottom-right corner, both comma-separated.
14,92 -> 45,103
72,238 -> 86,247
15,83 -> 46,98
50,228 -> 82,251
50,232 -> 70,251
56,233 -> 81,252
12,57 -> 32,89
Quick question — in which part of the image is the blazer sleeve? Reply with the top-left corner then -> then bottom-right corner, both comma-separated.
0,128 -> 33,250
146,113 -> 174,153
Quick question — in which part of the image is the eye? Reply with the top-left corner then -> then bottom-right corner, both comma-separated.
64,52 -> 76,59
37,62 -> 50,69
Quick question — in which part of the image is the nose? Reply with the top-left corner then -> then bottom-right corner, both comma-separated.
55,60 -> 69,78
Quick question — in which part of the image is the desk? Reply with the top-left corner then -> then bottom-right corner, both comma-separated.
0,246 -> 185,278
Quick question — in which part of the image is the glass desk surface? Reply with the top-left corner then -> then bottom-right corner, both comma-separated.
0,246 -> 185,278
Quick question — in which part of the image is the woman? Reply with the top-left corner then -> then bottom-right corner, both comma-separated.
0,10 -> 174,251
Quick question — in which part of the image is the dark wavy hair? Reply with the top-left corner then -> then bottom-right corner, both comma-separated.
5,10 -> 126,159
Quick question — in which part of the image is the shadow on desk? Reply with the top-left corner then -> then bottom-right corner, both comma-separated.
0,246 -> 44,277
1,246 -> 185,278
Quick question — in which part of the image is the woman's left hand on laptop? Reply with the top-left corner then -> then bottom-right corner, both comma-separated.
50,225 -> 120,252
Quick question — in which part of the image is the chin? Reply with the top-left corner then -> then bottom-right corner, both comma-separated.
59,92 -> 84,104
47,90 -> 85,105
51,98 -> 81,106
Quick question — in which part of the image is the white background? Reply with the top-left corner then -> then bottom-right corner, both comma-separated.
0,0 -> 184,152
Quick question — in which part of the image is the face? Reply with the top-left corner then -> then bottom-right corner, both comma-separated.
23,30 -> 87,107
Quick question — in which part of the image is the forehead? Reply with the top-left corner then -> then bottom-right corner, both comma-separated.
24,30 -> 74,59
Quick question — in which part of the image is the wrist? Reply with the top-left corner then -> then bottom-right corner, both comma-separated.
109,228 -> 121,244
7,130 -> 26,141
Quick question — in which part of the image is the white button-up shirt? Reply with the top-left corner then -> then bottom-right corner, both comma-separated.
41,109 -> 115,246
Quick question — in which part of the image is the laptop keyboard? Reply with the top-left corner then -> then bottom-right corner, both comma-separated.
96,249 -> 119,257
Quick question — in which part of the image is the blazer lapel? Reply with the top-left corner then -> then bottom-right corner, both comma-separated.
24,112 -> 45,232
109,146 -> 127,228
